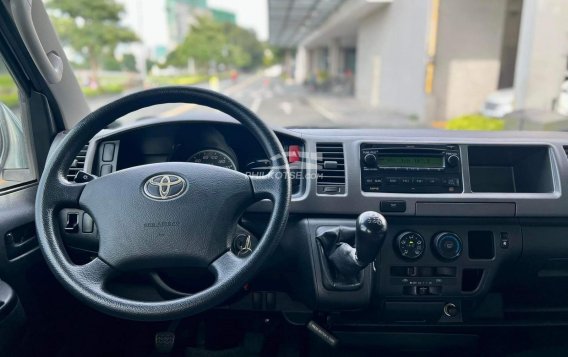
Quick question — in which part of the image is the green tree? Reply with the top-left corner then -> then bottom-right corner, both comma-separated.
121,53 -> 138,72
166,16 -> 264,72
47,0 -> 138,87
166,17 -> 226,70
102,54 -> 121,71
222,23 -> 263,70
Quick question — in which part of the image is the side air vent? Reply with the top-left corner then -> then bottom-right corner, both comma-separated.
316,143 -> 345,195
67,144 -> 89,181
564,146 -> 568,158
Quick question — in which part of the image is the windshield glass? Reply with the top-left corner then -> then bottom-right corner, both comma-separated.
45,0 -> 568,131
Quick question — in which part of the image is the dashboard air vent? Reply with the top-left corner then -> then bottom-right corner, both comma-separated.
66,144 -> 89,181
564,146 -> 568,158
316,143 -> 345,194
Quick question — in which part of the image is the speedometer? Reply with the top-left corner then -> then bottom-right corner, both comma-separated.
188,149 -> 238,170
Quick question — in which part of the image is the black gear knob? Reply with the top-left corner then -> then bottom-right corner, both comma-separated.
355,211 -> 388,266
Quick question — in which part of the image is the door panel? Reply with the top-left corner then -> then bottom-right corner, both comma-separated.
0,185 -> 36,354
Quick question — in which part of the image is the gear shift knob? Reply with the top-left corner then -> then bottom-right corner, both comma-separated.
355,211 -> 388,266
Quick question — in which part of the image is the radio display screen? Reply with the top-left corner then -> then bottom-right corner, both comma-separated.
377,155 -> 444,168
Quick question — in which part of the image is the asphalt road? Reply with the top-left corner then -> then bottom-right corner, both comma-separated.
87,74 -> 424,129
87,74 -> 332,128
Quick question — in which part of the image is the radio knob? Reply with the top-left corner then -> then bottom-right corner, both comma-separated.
363,154 -> 377,167
446,154 -> 460,167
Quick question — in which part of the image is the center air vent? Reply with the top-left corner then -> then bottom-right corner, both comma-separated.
67,144 -> 89,181
316,143 -> 345,195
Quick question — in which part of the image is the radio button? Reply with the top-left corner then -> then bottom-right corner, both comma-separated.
401,178 -> 412,184
445,178 -> 460,187
413,178 -> 426,185
386,177 -> 399,184
380,200 -> 406,213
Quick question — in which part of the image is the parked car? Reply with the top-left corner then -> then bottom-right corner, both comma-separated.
483,82 -> 568,118
557,80 -> 568,115
481,88 -> 514,118
0,102 -> 28,187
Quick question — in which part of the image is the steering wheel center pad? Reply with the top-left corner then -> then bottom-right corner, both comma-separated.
81,162 -> 253,270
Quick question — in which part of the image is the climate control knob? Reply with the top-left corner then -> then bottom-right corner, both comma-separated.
433,232 -> 462,260
395,231 -> 425,260
363,154 -> 377,167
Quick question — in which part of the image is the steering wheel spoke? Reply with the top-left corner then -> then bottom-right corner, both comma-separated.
50,176 -> 89,208
250,169 -> 286,201
71,257 -> 114,290
209,251 -> 247,284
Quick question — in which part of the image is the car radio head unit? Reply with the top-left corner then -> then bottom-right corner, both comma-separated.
361,144 -> 463,193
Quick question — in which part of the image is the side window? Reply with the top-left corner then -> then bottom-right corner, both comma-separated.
0,55 -> 35,190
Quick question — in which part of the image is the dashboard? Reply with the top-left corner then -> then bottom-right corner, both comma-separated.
59,116 -> 568,331
88,122 -> 305,195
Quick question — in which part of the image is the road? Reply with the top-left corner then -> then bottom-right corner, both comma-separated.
87,74 -> 422,129
87,74 -> 333,128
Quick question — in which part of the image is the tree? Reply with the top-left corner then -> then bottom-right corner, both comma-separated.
121,53 -> 138,72
166,16 -> 264,72
222,23 -> 263,70
102,54 -> 121,71
47,0 -> 138,87
166,17 -> 226,70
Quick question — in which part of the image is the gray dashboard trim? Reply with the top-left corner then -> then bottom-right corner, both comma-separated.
415,202 -> 516,217
64,120 -> 568,217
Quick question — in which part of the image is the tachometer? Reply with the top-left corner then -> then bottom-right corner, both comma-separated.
188,149 -> 237,170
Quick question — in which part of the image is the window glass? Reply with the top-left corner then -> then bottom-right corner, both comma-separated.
0,56 -> 34,190
46,0 -> 568,131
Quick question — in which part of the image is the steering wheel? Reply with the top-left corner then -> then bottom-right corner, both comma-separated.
35,87 -> 291,321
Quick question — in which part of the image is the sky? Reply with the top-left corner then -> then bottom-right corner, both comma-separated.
119,0 -> 269,50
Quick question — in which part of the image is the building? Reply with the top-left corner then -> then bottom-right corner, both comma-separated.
166,0 -> 236,47
269,0 -> 568,123
119,0 -> 237,71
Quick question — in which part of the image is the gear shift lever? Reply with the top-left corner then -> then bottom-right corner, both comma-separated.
354,211 -> 388,266
315,211 -> 388,290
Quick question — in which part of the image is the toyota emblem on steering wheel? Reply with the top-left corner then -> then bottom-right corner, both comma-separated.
143,174 -> 187,200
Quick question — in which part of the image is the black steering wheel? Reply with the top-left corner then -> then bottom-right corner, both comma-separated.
35,87 -> 291,321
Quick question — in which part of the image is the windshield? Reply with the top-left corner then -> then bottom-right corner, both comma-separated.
45,0 -> 568,131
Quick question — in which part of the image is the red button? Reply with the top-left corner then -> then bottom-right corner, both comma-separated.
288,145 -> 301,163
